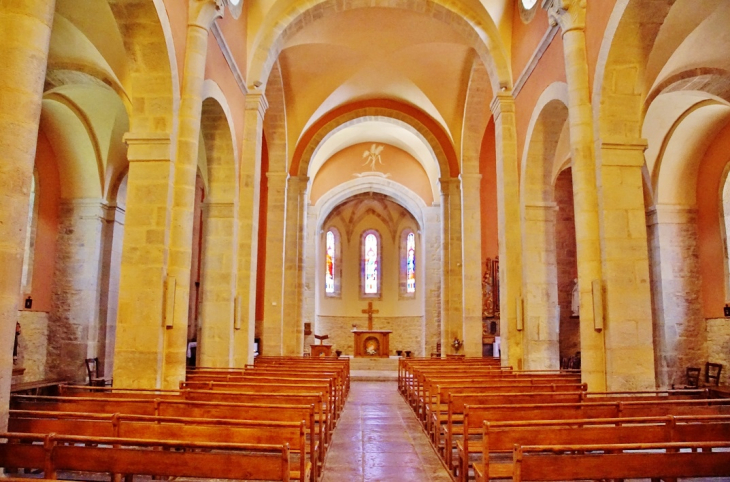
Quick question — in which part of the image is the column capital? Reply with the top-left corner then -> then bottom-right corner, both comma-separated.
245,92 -> 269,119
490,92 -> 516,118
189,0 -> 225,30
123,132 -> 172,162
459,173 -> 483,182
542,0 -> 586,34
266,171 -> 289,181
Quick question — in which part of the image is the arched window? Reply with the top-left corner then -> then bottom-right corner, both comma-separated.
324,227 -> 341,297
361,230 -> 381,297
406,232 -> 416,293
325,230 -> 335,293
21,170 -> 39,295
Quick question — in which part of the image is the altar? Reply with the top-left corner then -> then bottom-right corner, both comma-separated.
352,330 -> 391,358
352,301 -> 391,357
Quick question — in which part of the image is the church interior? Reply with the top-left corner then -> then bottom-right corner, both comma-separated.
3,0 -> 730,480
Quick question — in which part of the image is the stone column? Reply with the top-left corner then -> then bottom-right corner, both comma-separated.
99,203 -> 125,377
262,172 -> 288,355
424,205 -> 442,356
544,0 -> 606,390
163,0 -> 224,387
598,139 -> 655,389
48,199 -> 106,382
114,134 -> 173,388
234,92 -> 268,366
282,176 -> 309,355
647,204 -> 704,388
460,173 -> 484,356
522,203 -> 560,369
302,205 -> 319,350
440,178 -> 463,355
199,202 -> 237,367
0,0 -> 55,430
490,93 -> 523,368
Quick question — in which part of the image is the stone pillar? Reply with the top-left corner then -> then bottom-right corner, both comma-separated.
262,172 -> 288,355
199,202 -> 237,367
99,203 -> 125,377
163,0 -> 224,387
114,134 -> 173,388
460,173 -> 484,356
424,205 -> 442,356
522,203 -> 560,369
48,199 -> 106,382
234,92 -> 268,366
598,139 -> 655,389
440,179 -> 463,355
302,205 -> 318,350
0,0 -> 55,430
544,0 -> 606,389
282,176 -> 309,355
647,204 -> 704,388
490,93 -> 523,368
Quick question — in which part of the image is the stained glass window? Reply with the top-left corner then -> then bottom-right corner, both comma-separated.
406,232 -> 415,293
325,230 -> 335,293
364,233 -> 378,294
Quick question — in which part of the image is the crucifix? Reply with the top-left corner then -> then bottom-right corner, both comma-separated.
361,301 -> 379,330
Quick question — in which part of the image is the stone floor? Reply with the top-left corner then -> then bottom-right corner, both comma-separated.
322,380 -> 453,482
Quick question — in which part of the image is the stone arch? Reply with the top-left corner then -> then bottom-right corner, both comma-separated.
197,88 -> 239,368
518,82 -> 570,370
247,0 -> 511,95
461,59 -> 493,175
263,61 -> 288,173
292,99 -> 458,180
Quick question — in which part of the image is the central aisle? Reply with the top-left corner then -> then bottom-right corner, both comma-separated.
322,380 -> 453,482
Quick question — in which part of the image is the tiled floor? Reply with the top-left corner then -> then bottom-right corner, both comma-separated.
322,380 -> 453,482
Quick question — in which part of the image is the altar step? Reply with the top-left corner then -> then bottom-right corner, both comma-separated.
347,356 -> 399,381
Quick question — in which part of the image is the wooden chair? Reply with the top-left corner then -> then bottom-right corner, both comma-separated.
674,367 -> 700,389
430,343 -> 441,358
85,357 -> 111,387
706,362 -> 723,386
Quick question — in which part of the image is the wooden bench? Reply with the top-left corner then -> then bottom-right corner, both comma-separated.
465,414 -> 730,482
10,379 -> 66,396
9,410 -> 313,481
0,431 -> 292,481
452,397 -> 730,480
478,441 -> 730,482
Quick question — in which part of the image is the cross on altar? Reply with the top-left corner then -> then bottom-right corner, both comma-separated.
361,301 -> 379,330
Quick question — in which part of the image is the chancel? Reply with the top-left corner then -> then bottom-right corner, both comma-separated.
2,0 -> 730,481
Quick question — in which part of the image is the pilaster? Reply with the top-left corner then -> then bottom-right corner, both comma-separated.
262,172 -> 288,355
0,0 -> 55,432
424,205 -> 442,356
440,178 -> 463,355
599,138 -> 656,389
490,93 -> 523,368
235,92 -> 268,366
199,202 -> 238,367
460,173 -> 483,357
543,0 -> 606,389
522,203 -> 560,369
282,176 -> 309,355
114,133 -> 174,388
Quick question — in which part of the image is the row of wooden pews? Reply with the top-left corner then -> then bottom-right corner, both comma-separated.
400,357 -> 730,482
2,356 -> 349,482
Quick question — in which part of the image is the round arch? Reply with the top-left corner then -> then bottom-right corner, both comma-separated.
247,0 -> 511,95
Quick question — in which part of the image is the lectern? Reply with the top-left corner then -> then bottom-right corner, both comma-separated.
311,333 -> 332,357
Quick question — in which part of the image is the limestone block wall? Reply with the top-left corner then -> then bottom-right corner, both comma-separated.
15,311 -> 48,383
707,318 -> 730,386
316,315 -> 424,356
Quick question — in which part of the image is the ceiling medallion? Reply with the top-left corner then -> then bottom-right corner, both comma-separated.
519,0 -> 538,23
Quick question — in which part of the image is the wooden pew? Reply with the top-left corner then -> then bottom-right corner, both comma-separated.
11,395 -> 325,465
9,410 -> 313,481
483,441 -> 730,482
451,397 -> 730,480
0,432 -> 292,481
466,414 -> 730,482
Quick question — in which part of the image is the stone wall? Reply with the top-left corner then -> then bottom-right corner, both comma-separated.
316,315 -> 424,356
15,310 -> 48,383
707,318 -> 730,386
